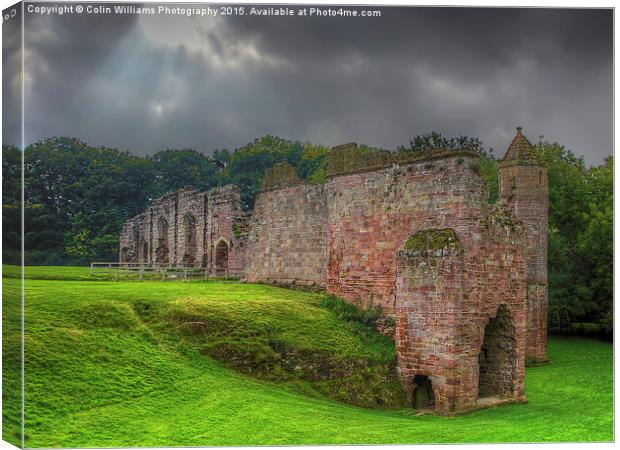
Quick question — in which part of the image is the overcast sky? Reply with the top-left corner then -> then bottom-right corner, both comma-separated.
3,5 -> 613,164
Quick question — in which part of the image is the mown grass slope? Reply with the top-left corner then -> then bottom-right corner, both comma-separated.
2,265 -> 613,447
2,268 -> 22,448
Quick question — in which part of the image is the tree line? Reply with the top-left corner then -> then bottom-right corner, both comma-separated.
2,133 -> 612,336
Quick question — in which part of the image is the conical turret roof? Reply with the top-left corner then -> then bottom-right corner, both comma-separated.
503,127 -> 541,163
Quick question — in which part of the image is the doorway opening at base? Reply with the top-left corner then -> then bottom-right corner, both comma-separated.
412,375 -> 435,410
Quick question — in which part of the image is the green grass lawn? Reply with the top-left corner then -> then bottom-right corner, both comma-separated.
2,266 -> 614,447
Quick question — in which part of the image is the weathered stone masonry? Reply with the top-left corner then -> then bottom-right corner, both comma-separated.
119,185 -> 247,273
244,163 -> 328,286
120,128 -> 548,414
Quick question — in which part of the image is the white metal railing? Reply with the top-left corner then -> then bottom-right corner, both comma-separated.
90,262 -> 243,281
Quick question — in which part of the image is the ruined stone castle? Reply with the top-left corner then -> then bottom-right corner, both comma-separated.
120,128 -> 548,415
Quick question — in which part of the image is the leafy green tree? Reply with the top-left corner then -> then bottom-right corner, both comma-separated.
21,137 -> 157,264
221,136 -> 304,209
2,144 -> 21,204
540,142 -> 612,336
65,228 -> 118,263
297,143 -> 329,184
151,148 -> 218,197
2,145 -> 22,264
396,131 -> 485,154
538,142 -> 589,332
540,143 -> 589,241
575,157 -> 613,334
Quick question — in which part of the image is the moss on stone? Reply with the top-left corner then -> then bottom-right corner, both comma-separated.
403,228 -> 462,251
469,160 -> 481,175
232,222 -> 246,239
486,205 -> 521,232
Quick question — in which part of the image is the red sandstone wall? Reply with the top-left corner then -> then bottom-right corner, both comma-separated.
395,206 -> 528,415
325,154 -> 484,314
245,183 -> 327,287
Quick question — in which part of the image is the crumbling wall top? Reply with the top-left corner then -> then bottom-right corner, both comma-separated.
326,143 -> 480,178
151,186 -> 198,206
261,162 -> 305,191
326,143 -> 392,178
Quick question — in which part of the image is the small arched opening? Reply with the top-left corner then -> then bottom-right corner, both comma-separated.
139,240 -> 149,264
183,214 -> 197,265
120,247 -> 129,264
478,304 -> 518,399
412,375 -> 435,410
132,225 -> 140,244
215,239 -> 229,274
156,217 -> 170,265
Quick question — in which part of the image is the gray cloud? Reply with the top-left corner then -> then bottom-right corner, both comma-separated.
4,5 -> 613,164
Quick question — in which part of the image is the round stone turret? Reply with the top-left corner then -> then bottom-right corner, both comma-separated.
498,127 -> 549,364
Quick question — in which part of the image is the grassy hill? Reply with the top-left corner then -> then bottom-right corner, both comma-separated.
2,266 -> 614,447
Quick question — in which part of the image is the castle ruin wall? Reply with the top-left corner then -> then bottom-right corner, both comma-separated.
245,181 -> 328,287
325,151 -> 484,315
119,185 -> 247,272
119,129 -> 546,415
205,185 -> 247,273
394,207 -> 528,415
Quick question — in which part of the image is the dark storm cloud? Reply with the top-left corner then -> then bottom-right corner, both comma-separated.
6,5 -> 612,164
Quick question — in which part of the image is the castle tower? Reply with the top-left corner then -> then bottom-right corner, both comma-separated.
498,127 -> 549,363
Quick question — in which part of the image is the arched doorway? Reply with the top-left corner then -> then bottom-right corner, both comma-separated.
478,304 -> 518,399
120,247 -> 129,264
412,375 -> 435,410
139,241 -> 149,264
215,239 -> 229,274
156,217 -> 170,265
132,225 -> 140,261
183,214 -> 197,265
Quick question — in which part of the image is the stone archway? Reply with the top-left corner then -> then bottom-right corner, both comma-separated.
478,304 -> 518,399
156,217 -> 170,265
183,214 -> 197,265
139,240 -> 149,264
412,375 -> 435,410
215,239 -> 229,273
120,247 -> 130,264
